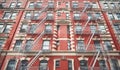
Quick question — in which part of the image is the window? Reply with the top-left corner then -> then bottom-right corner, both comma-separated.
39,60 -> 48,70
16,2 -> 22,8
75,25 -> 82,34
33,12 -> 39,20
68,60 -> 72,70
94,40 -> 101,51
25,12 -> 31,19
114,24 -> 120,34
0,24 -> 4,33
99,24 -> 106,33
111,3 -> 116,8
3,12 -> 17,19
87,13 -> 92,19
14,40 -> 22,51
90,25 -> 96,33
95,13 -> 101,19
84,2 -> 91,8
9,2 -> 16,8
116,13 -> 120,20
6,59 -> 16,70
29,2 -> 34,8
77,40 -> 85,51
19,60 -> 28,70
68,40 -> 71,50
55,60 -> 60,67
104,3 -> 108,8
104,40 -> 113,51
99,60 -> 107,70
48,2 -> 54,8
111,59 -> 120,70
35,2 -> 42,8
72,2 -> 78,8
3,25 -> 12,33
74,13 -> 80,20
92,3 -> 98,8
25,40 -> 33,51
108,13 -> 114,20
66,2 -> 69,8
47,13 -> 53,20
80,60 -> 88,70
66,13 -> 69,19
42,40 -> 50,50
3,12 -> 11,19
67,25 -> 70,34
45,25 -> 52,34
20,24 -> 28,32
57,12 -> 61,16
29,24 -> 37,33
58,2 -> 61,5
0,39 -> 4,49
11,12 -> 17,19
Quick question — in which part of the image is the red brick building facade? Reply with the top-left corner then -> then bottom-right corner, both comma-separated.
0,0 -> 120,70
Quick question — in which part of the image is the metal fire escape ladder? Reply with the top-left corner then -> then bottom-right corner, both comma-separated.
85,30 -> 96,51
81,17 -> 91,34
80,4 -> 89,16
91,50 -> 101,70
34,16 -> 47,33
27,30 -> 45,68
39,5 -> 48,15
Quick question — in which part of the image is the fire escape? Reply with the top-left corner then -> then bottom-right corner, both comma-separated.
25,1 -> 54,69
74,1 -> 109,70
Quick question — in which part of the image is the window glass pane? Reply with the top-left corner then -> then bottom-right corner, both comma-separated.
40,60 -> 48,70
0,24 -> 4,33
104,40 -> 113,50
11,12 -> 17,19
25,40 -> 33,51
68,60 -> 72,70
72,2 -> 78,8
104,3 -> 108,8
3,12 -> 11,19
94,40 -> 101,51
56,60 -> 60,67
108,13 -> 114,20
111,59 -> 119,70
77,40 -> 85,51
14,40 -> 22,51
99,60 -> 107,70
92,3 -> 97,8
90,25 -> 96,33
29,24 -> 37,33
111,3 -> 115,8
80,60 -> 88,70
20,24 -> 28,32
29,2 -> 34,8
19,60 -> 28,70
0,39 -> 4,49
25,12 -> 31,19
114,24 -> 120,34
116,13 -> 120,20
42,40 -> 50,50
10,2 -> 16,8
99,24 -> 106,33
6,59 -> 16,70
16,2 -> 22,8
4,25 -> 12,33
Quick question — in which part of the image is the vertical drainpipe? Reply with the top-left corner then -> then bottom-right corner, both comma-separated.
0,0 -> 28,69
